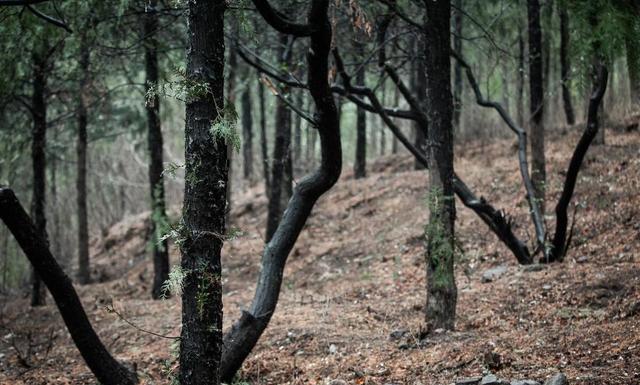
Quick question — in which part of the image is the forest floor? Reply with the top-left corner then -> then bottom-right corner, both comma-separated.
1,121 -> 639,385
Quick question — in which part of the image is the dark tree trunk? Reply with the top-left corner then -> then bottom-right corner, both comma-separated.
242,84 -> 254,181
423,0 -> 457,332
391,86 -> 399,154
293,88 -> 303,171
354,40 -> 366,179
226,22 -> 238,224
144,0 -> 170,299
76,38 -> 90,285
265,33 -> 293,242
258,80 -> 270,195
559,4 -> 575,125
31,52 -> 47,307
517,28 -> 525,128
0,189 -> 138,385
221,1 -> 342,380
452,0 -> 463,130
180,1 -> 227,384
414,36 -> 428,170
528,0 -> 546,213
627,29 -> 640,107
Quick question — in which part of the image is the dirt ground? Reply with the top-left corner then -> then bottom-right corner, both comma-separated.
1,124 -> 639,385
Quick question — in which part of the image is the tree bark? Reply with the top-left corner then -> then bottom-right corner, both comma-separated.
258,80 -> 270,195
221,1 -> 341,380
0,188 -> 137,385
265,32 -> 293,242
144,0 -> 170,299
242,84 -> 254,181
354,39 -> 366,179
452,0 -> 463,131
559,4 -> 575,125
626,27 -> 640,108
30,51 -> 47,307
423,0 -> 457,332
528,0 -> 546,214
414,34 -> 428,170
76,37 -> 90,285
517,27 -> 525,128
180,1 -> 227,384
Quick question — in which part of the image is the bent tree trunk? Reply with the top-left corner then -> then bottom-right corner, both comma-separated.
0,188 -> 137,385
31,51 -> 48,307
559,4 -> 575,125
179,1 -> 227,384
144,0 -> 170,299
354,39 -> 366,179
221,0 -> 341,381
423,0 -> 457,332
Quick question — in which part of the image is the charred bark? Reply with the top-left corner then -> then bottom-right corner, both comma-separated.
452,0 -> 463,130
354,39 -> 367,179
30,51 -> 47,307
180,1 -> 227,384
221,1 -> 341,381
528,0 -> 546,214
0,188 -> 138,385
76,37 -> 90,285
242,84 -> 254,181
258,80 -> 270,195
423,0 -> 457,332
144,0 -> 170,299
559,4 -> 575,125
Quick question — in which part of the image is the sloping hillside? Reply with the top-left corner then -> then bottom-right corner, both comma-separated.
1,126 -> 639,385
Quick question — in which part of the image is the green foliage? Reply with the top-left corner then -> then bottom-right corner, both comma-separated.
161,265 -> 186,298
210,101 -> 241,152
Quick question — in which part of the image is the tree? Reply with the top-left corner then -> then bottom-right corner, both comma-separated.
178,0 -> 227,383
423,0 -> 457,332
241,80 -> 254,181
354,38 -> 367,179
143,0 -> 170,299
528,0 -> 546,214
76,28 -> 90,285
559,2 -> 575,125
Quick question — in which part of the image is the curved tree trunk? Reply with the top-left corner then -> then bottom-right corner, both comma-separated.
354,39 -> 367,179
179,1 -> 227,384
0,188 -> 138,385
144,0 -> 170,299
423,0 -> 457,332
221,1 -> 341,381
242,85 -> 254,181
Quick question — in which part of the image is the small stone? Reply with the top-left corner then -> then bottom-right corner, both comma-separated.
329,380 -> 347,385
480,374 -> 500,385
511,381 -> 541,385
389,329 -> 409,340
522,264 -> 545,272
576,256 -> 588,263
543,373 -> 568,385
329,344 -> 337,354
481,266 -> 508,283
456,377 -> 482,385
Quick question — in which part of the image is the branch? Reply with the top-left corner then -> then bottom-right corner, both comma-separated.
0,187 -> 137,385
549,63 -> 608,262
451,50 -> 546,256
0,0 -> 49,5
26,3 -> 72,33
251,0 -> 312,37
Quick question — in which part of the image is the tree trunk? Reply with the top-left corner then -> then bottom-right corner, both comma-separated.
626,28 -> 640,108
31,51 -> 48,307
293,88 -> 303,173
354,40 -> 367,179
559,4 -> 575,125
76,38 -> 90,285
266,33 -> 293,242
0,188 -> 138,385
517,28 -> 525,128
453,0 -> 463,131
241,85 -> 254,181
144,0 -> 170,299
258,80 -> 270,195
180,1 -> 226,384
220,2 -> 342,380
423,0 -> 457,332
528,0 -> 546,214
414,36 -> 428,170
